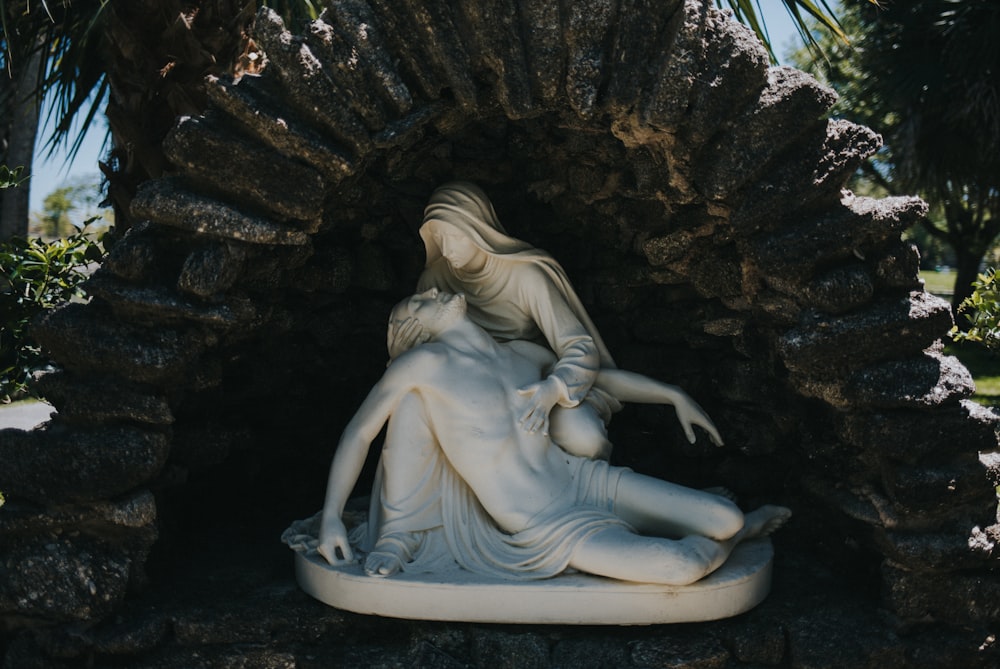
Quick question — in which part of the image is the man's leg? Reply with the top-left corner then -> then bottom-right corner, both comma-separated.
612,471 -> 745,540
568,506 -> 791,585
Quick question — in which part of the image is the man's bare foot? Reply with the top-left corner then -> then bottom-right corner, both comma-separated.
740,505 -> 792,540
364,533 -> 418,577
364,550 -> 404,577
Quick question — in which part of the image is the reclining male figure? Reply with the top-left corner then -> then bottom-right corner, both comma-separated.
318,289 -> 790,585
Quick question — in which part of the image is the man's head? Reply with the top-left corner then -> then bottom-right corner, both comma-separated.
387,289 -> 467,359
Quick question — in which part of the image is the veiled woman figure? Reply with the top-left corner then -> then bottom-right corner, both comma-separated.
405,181 -> 721,459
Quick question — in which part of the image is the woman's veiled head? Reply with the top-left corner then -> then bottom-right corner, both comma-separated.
420,182 -> 532,270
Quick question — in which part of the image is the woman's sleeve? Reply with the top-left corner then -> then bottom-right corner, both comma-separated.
520,268 -> 601,407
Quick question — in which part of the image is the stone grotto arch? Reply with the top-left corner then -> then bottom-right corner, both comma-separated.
2,0 -> 999,666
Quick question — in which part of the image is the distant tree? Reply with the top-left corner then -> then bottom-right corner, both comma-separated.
28,176 -> 109,239
793,1 -> 1000,313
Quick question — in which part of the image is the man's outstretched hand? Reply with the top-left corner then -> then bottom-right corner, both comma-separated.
318,516 -> 355,565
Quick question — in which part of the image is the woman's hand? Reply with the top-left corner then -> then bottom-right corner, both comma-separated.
517,377 -> 563,435
317,516 -> 354,565
388,316 -> 427,360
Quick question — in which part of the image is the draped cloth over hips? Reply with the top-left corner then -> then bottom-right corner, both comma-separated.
355,441 -> 634,581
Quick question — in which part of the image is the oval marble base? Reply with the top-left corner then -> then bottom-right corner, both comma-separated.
292,538 -> 773,625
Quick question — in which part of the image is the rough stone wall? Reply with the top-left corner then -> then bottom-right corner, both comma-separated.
1,0 -> 999,666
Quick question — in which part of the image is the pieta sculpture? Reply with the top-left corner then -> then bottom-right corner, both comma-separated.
284,183 -> 789,624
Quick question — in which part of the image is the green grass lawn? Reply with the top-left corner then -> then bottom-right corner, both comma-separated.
919,269 -> 957,296
947,343 -> 1000,407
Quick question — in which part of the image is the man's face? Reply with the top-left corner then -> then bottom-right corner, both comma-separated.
406,288 -> 466,336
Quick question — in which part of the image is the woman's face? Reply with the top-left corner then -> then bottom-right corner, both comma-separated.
433,226 -> 483,270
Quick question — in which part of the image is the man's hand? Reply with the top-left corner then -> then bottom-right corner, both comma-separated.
674,395 -> 724,447
317,516 -> 355,565
517,377 -> 562,435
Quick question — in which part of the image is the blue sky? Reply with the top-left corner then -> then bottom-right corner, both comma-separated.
27,4 -> 804,214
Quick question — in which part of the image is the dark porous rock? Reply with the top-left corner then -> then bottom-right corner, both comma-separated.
836,400 -> 1000,465
86,273 -> 255,329
875,241 -> 923,291
452,0 -> 533,119
693,66 -> 837,200
605,0 -> 684,114
641,0 -> 709,130
470,627 -> 550,669
0,534 -> 131,623
33,371 -> 174,426
253,7 -> 373,153
302,19 -> 391,131
235,244 -> 314,292
792,351 -> 975,410
883,564 -> 1000,625
293,246 -> 353,294
875,525 -> 997,572
749,194 -> 927,281
90,611 -> 173,657
801,264 -> 875,314
394,0 -> 478,112
517,0 -> 565,104
563,0 -> 617,119
550,634 -> 631,668
1,634 -> 70,669
719,615 -> 786,665
902,624 -> 1000,669
781,597 -> 906,669
316,1 -> 414,116
630,632 -> 730,669
31,303 -> 206,387
0,490 -> 157,536
0,423 -> 169,504
882,453 -> 999,515
205,74 -> 357,180
364,0 -> 442,102
101,222 -> 167,283
682,6 -> 769,147
131,178 -> 311,247
732,120 -> 882,232
177,242 -> 248,299
777,291 -> 953,375
173,610 -> 272,647
983,450 -> 1000,485
641,214 -> 722,267
162,114 -> 326,224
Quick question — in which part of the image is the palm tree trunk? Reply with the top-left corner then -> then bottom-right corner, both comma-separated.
0,46 -> 42,240
951,246 -> 984,321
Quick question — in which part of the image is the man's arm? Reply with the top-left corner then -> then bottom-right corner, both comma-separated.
317,354 -> 423,564
594,369 -> 724,447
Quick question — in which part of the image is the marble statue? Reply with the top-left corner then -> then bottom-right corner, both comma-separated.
282,183 -> 789,622
398,181 -> 700,461
316,289 -> 790,585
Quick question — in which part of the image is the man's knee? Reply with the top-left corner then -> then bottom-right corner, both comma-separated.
550,406 -> 611,460
706,498 -> 744,540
